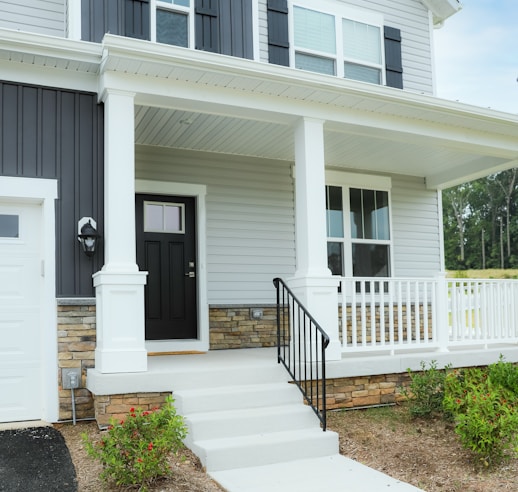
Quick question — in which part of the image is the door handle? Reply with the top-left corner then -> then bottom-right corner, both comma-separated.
185,272 -> 196,278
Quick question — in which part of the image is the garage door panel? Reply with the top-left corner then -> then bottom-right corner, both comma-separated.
0,364 -> 41,422
0,311 -> 40,361
0,259 -> 40,305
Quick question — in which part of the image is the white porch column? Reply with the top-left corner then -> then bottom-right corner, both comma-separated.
93,89 -> 148,374
288,118 -> 341,361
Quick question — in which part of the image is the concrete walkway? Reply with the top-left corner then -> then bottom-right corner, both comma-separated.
211,455 -> 422,492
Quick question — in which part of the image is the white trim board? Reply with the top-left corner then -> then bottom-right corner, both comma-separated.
135,179 -> 209,353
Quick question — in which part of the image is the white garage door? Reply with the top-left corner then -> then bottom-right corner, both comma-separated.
0,202 -> 43,422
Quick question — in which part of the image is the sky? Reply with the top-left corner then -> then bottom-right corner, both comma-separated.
433,0 -> 518,115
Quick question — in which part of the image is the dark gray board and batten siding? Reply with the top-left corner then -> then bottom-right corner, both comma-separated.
0,82 -> 104,297
82,0 -> 254,59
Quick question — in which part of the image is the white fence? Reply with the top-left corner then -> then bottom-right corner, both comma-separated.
338,277 -> 518,354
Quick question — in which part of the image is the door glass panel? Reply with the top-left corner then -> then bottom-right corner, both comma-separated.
0,215 -> 19,238
144,204 -> 164,231
327,242 -> 344,276
144,202 -> 185,234
352,244 -> 389,277
157,9 -> 188,47
326,186 -> 344,237
164,205 -> 182,232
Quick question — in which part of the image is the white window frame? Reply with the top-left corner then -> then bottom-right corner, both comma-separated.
289,0 -> 385,83
326,171 -> 393,278
151,0 -> 195,48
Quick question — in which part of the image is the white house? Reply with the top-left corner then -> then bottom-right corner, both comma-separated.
1,0 -> 518,429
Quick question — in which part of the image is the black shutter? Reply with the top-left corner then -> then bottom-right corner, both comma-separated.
218,0 -> 253,59
384,26 -> 403,89
124,0 -> 150,40
267,0 -> 289,66
195,0 -> 220,53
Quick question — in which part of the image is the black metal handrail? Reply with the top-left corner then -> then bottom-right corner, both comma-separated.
273,277 -> 330,431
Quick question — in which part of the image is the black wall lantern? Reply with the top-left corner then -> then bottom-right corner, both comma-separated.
77,217 -> 100,257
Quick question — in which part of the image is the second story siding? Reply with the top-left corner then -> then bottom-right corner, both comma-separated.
0,0 -> 65,37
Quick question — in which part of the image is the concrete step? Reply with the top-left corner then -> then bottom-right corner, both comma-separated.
170,363 -> 289,391
184,404 -> 319,442
210,455 -> 424,492
192,427 -> 338,472
174,382 -> 302,414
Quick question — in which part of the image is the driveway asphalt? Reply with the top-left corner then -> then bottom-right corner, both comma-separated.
0,424 -> 76,491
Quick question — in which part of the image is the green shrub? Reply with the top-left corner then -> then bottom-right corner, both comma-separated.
83,395 -> 187,490
402,360 -> 450,418
488,355 -> 518,394
443,367 -> 518,466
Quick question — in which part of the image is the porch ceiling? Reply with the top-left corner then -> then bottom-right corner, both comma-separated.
2,29 -> 517,191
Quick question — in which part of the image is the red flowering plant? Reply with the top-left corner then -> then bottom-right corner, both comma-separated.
82,395 -> 187,490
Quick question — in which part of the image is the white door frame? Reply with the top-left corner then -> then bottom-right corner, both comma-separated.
135,179 -> 209,353
0,176 -> 58,422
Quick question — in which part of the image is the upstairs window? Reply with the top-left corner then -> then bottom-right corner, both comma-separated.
291,2 -> 384,84
155,0 -> 193,47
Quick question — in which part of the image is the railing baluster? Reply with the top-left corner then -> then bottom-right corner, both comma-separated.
273,278 -> 329,431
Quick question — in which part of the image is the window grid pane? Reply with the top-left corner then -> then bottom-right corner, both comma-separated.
294,7 -> 336,55
352,243 -> 390,278
328,242 -> 344,276
344,63 -> 381,84
157,9 -> 188,47
295,53 -> 336,75
343,19 -> 381,65
326,186 -> 344,237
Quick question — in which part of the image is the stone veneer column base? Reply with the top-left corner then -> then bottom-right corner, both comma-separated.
57,299 -> 97,421
93,392 -> 171,427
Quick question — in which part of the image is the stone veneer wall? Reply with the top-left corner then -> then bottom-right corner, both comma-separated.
55,301 -> 423,423
325,372 -> 413,410
93,393 -> 171,427
57,299 -> 97,420
209,306 -> 277,349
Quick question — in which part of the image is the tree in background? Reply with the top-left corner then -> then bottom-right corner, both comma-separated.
442,169 -> 518,270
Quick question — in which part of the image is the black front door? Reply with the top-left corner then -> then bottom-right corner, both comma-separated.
136,194 -> 197,340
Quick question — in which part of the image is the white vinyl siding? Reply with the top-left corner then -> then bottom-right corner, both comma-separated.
0,0 -> 65,37
391,174 -> 442,277
258,0 -> 433,94
135,146 -> 296,305
258,0 -> 269,62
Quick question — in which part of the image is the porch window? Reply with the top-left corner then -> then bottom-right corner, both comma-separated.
326,183 -> 392,278
291,2 -> 384,83
155,0 -> 191,47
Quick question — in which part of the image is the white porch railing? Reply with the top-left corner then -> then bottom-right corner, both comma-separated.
338,277 -> 518,354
